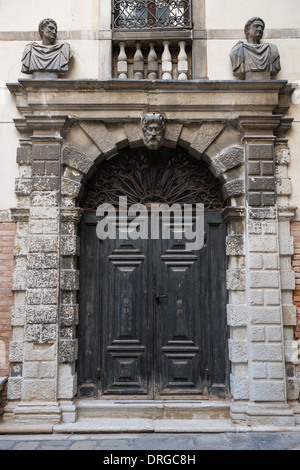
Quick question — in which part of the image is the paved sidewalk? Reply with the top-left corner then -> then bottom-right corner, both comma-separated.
0,432 -> 300,450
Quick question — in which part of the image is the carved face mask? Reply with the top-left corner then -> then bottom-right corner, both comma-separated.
142,114 -> 165,150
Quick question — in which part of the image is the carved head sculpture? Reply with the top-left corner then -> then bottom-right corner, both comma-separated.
38,18 -> 58,46
244,17 -> 265,44
141,113 -> 166,150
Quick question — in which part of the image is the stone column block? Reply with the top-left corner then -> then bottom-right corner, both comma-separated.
7,377 -> 22,400
252,362 -> 267,379
250,306 -> 282,325
61,236 -> 79,256
26,306 -> 58,324
230,375 -> 249,400
26,270 -> 59,289
58,364 -> 77,400
252,381 -> 285,402
32,144 -> 60,162
281,271 -> 295,290
226,269 -> 246,290
249,271 -> 279,289
228,339 -> 248,363
60,305 -> 79,327
59,340 -> 78,363
61,270 -> 79,291
252,344 -> 283,362
226,235 -> 245,256
227,304 -> 247,327
22,379 -> 57,401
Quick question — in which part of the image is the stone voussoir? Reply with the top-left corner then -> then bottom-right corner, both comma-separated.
211,145 -> 244,177
62,147 -> 94,175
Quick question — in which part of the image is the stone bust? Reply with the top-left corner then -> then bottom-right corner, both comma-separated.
230,17 -> 281,80
141,113 -> 165,150
21,18 -> 73,78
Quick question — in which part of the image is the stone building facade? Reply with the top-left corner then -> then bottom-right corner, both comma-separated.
0,0 -> 300,432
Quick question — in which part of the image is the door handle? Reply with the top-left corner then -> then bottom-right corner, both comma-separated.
155,293 -> 167,301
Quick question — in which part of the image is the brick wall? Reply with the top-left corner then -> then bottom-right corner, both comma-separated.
0,215 -> 16,412
291,222 -> 300,379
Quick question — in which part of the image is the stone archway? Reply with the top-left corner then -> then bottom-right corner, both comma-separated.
5,79 -> 299,430
76,145 -> 229,399
57,119 -> 246,412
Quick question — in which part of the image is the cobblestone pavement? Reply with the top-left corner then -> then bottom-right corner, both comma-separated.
0,432 -> 300,450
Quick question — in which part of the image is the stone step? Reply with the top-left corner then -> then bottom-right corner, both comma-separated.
53,418 -> 236,434
76,400 -> 231,421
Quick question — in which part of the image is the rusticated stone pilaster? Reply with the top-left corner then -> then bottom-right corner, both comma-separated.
7,116 -> 68,424
57,208 -> 82,402
232,115 -> 296,427
223,207 -> 248,401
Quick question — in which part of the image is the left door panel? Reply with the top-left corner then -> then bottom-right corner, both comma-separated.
78,212 -> 152,397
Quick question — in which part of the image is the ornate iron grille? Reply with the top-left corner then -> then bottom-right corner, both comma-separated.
113,0 -> 192,30
81,148 -> 225,211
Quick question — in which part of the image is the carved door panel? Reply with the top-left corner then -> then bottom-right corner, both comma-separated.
155,212 -> 228,397
78,211 -> 228,398
100,234 -> 152,396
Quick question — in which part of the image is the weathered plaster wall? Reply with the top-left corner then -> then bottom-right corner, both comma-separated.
205,0 -> 300,30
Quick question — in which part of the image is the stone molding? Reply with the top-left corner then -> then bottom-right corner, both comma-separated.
6,79 -> 289,120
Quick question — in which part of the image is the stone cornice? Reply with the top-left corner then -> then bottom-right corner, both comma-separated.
13,115 -> 70,137
274,118 -> 294,138
278,206 -> 298,221
10,208 -> 30,222
238,115 -> 283,138
7,79 -> 288,93
60,208 -> 83,223
6,79 -> 290,122
223,206 -> 246,223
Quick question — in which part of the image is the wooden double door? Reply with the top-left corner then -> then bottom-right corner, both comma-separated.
77,211 -> 229,399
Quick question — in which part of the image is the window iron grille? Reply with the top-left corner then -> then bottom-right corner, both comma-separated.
113,0 -> 192,30
81,148 -> 225,211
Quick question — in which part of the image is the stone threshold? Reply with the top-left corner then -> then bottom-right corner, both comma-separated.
75,399 -> 231,420
1,421 -> 299,434
53,418 -> 236,434
1,400 -> 299,434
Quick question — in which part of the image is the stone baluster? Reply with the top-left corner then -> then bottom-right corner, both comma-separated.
117,42 -> 128,79
133,42 -> 144,80
147,42 -> 158,80
162,41 -> 172,80
178,41 -> 188,80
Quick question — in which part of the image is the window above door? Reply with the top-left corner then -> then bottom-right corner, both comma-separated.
113,0 -> 192,30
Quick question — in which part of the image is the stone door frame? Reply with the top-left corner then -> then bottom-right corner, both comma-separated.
4,79 -> 299,430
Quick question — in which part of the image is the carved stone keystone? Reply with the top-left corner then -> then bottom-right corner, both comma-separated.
141,113 -> 166,150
